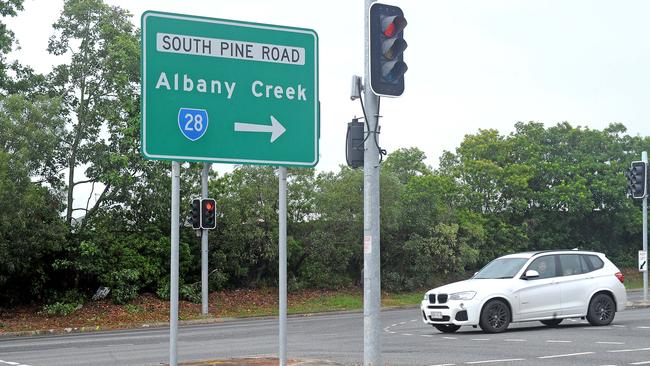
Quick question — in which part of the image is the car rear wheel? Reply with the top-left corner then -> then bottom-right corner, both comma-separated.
586,293 -> 616,326
479,299 -> 510,333
540,319 -> 563,327
433,324 -> 461,333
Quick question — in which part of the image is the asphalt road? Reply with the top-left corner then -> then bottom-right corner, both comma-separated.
1,293 -> 649,366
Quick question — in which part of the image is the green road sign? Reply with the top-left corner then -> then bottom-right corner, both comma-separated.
141,11 -> 319,167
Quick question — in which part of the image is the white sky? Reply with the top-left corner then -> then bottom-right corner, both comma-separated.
6,0 -> 650,209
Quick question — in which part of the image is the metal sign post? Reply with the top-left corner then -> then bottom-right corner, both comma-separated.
201,163 -> 210,315
643,151 -> 648,302
363,1 -> 381,365
170,161 -> 180,366
278,167 -> 288,366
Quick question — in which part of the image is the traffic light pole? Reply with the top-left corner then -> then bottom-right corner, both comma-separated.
201,163 -> 210,315
170,161 -> 180,366
643,151 -> 648,302
278,166 -> 288,366
364,1 -> 382,365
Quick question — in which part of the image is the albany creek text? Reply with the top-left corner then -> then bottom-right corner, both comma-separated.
153,33 -> 309,101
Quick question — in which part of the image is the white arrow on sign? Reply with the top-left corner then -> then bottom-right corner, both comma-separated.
234,116 -> 286,143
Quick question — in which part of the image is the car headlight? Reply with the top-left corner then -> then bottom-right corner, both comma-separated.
423,293 -> 429,301
449,291 -> 476,300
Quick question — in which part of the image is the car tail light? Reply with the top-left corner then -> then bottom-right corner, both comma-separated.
615,272 -> 624,283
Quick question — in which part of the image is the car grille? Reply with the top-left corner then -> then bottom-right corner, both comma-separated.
429,293 -> 449,304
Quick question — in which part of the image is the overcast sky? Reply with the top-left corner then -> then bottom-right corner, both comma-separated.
6,0 -> 650,186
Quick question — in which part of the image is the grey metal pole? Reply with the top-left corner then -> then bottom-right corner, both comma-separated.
201,163 -> 210,315
279,166 -> 288,366
170,161 -> 180,366
643,151 -> 648,302
363,0 -> 381,365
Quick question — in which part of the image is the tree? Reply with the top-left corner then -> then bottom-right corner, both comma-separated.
47,0 -> 140,227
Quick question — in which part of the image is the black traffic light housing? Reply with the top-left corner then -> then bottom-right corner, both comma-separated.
346,118 -> 364,168
191,198 -> 201,229
201,198 -> 217,230
369,3 -> 407,97
628,161 -> 647,199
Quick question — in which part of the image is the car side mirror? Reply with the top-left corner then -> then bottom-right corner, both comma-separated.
524,269 -> 540,279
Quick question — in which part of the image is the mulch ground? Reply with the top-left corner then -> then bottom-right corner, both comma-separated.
0,289 -> 348,334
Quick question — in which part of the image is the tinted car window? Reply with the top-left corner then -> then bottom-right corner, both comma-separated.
559,254 -> 583,276
584,255 -> 604,270
527,256 -> 557,279
474,258 -> 528,279
580,255 -> 592,273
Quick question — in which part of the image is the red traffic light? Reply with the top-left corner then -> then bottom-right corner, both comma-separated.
382,15 -> 407,37
204,201 -> 214,211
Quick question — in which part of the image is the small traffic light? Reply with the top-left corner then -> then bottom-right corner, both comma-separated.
191,199 -> 201,229
369,3 -> 407,97
201,198 -> 217,230
628,161 -> 647,199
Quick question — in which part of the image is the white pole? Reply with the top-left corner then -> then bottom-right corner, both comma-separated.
201,163 -> 209,315
364,0 -> 381,364
279,166 -> 288,366
170,161 -> 180,366
642,151 -> 648,302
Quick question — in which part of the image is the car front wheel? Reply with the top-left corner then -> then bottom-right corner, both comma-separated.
434,324 -> 461,333
586,293 -> 616,326
479,299 -> 511,333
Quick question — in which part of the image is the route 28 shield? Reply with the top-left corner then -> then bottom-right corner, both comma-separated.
178,108 -> 209,141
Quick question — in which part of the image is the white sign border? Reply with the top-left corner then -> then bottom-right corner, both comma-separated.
141,11 -> 319,167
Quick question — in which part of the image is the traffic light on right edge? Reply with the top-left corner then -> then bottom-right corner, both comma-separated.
628,161 -> 647,199
369,3 -> 407,97
201,198 -> 217,230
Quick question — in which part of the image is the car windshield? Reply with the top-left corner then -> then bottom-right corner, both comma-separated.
473,258 -> 528,279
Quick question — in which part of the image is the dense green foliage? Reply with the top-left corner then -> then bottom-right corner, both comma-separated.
0,0 -> 648,307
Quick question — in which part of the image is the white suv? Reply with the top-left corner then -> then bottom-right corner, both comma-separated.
420,250 -> 627,333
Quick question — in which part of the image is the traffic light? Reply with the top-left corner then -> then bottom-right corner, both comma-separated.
369,3 -> 407,97
628,161 -> 647,199
191,199 -> 201,229
201,198 -> 217,230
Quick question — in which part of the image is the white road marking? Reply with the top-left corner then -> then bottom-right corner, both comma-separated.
465,358 -> 525,364
411,319 -> 417,322
546,340 -> 572,343
471,338 -> 490,341
402,333 -> 413,336
400,322 -> 406,325
613,325 -> 626,328
630,362 -> 650,365
583,327 -> 613,330
422,335 -> 434,338
608,347 -> 650,353
537,352 -> 595,359
504,339 -> 526,342
638,326 -> 650,329
597,341 -> 625,345
391,323 -> 398,327
429,363 -> 456,366
443,336 -> 458,340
